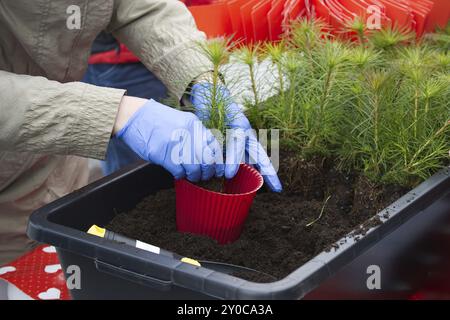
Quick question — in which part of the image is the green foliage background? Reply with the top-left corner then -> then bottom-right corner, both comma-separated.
241,19 -> 450,188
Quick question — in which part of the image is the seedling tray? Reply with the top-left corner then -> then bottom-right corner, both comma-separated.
27,163 -> 450,299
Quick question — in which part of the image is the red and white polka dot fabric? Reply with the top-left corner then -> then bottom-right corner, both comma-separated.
0,245 -> 70,300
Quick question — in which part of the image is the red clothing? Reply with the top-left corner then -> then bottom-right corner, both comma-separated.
88,0 -> 216,65
88,43 -> 139,64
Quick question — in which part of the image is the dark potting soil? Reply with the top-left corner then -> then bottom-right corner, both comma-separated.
107,154 -> 408,283
195,177 -> 227,193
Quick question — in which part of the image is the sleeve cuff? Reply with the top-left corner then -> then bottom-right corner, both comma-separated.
70,84 -> 126,159
143,41 -> 213,100
19,82 -> 126,160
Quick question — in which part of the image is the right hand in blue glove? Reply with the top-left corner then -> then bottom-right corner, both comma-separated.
190,83 -> 282,192
114,97 -> 224,182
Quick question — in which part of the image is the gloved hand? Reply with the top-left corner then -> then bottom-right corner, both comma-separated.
116,99 -> 223,182
190,83 -> 282,192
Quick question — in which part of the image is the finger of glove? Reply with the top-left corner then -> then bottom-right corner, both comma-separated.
263,174 -> 283,193
247,132 -> 283,192
163,159 -> 187,181
182,163 -> 202,183
225,128 -> 246,179
227,104 -> 251,129
190,123 -> 217,181
204,126 -> 225,178
191,83 -> 212,121
208,134 -> 225,178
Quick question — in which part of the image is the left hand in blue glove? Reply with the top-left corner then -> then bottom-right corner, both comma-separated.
190,82 -> 282,192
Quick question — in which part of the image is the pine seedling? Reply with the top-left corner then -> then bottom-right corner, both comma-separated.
309,40 -> 352,155
341,44 -> 449,187
421,76 -> 449,114
351,70 -> 394,179
369,25 -> 415,51
431,51 -> 450,72
424,23 -> 450,51
346,45 -> 382,105
314,41 -> 352,109
340,45 -> 383,164
211,26 -> 449,189
262,49 -> 305,150
384,119 -> 450,186
288,18 -> 329,57
343,16 -> 368,46
381,51 -> 449,186
396,45 -> 437,138
236,43 -> 266,129
237,44 -> 261,107
347,45 -> 382,69
271,37 -> 353,156
264,41 -> 286,97
283,50 -> 305,140
195,38 -> 234,138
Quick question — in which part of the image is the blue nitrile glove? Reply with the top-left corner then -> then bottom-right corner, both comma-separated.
116,99 -> 224,182
190,83 -> 282,192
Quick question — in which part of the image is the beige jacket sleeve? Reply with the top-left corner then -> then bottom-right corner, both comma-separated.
0,70 -> 125,159
107,0 -> 213,99
0,0 -> 211,160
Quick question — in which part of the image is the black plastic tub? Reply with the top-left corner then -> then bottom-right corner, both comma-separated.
27,163 -> 450,299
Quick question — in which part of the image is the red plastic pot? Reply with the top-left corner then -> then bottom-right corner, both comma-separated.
175,164 -> 264,244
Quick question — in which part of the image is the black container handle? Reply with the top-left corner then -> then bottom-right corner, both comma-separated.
95,260 -> 172,292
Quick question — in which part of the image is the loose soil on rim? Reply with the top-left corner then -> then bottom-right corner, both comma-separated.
107,152 -> 408,282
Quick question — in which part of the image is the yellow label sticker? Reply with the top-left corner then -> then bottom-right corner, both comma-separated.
181,257 -> 201,267
87,225 -> 106,238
